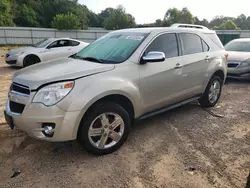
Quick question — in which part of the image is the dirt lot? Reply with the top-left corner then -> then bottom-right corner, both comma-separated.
0,49 -> 249,188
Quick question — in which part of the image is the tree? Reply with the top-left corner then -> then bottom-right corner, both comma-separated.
154,19 -> 163,27
51,12 -> 80,30
98,8 -> 115,27
163,7 -> 194,26
103,5 -> 136,30
0,0 -> 14,26
194,17 -> 209,27
14,4 -> 38,27
214,20 -> 240,30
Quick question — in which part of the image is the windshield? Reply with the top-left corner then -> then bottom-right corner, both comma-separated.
32,38 -> 54,48
75,32 -> 148,64
225,41 -> 250,52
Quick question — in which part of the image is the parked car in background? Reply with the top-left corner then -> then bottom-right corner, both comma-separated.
225,38 -> 250,79
5,38 -> 89,67
4,24 -> 227,155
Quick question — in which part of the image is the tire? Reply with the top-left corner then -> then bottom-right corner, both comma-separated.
78,102 -> 131,155
199,75 -> 223,107
23,55 -> 40,67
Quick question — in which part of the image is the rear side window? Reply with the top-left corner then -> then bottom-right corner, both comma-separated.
202,40 -> 209,52
70,40 -> 80,46
145,33 -> 179,59
205,33 -> 224,49
180,33 -> 203,55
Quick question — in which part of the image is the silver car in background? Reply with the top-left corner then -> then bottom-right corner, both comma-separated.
225,38 -> 250,79
5,38 -> 89,67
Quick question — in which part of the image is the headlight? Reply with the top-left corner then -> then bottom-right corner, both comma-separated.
238,61 -> 250,68
14,52 -> 24,56
32,81 -> 74,106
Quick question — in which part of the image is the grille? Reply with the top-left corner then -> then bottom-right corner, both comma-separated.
227,63 -> 239,68
9,101 -> 25,114
6,60 -> 17,65
11,83 -> 30,95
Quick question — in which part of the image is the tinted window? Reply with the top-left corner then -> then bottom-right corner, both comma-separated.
202,40 -> 209,52
70,40 -> 80,46
58,40 -> 70,47
180,33 -> 203,55
225,41 -> 250,52
48,41 -> 58,49
145,33 -> 178,58
205,33 -> 224,49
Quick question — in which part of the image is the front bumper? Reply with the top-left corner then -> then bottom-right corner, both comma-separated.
227,67 -> 250,80
5,54 -> 24,67
5,99 -> 81,142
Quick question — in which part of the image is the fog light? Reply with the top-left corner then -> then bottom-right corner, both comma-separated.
42,123 -> 55,137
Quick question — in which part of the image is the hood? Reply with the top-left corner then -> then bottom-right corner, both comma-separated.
13,58 -> 115,90
227,51 -> 250,62
8,46 -> 36,55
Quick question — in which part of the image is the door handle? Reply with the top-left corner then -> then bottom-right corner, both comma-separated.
205,56 -> 211,61
174,63 -> 183,69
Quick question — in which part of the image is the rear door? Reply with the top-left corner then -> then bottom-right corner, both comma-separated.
139,33 -> 186,113
178,33 -> 210,97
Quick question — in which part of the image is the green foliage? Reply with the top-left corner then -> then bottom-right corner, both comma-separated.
214,20 -> 240,30
163,7 -> 194,26
14,4 -> 38,27
0,0 -> 14,26
51,13 -> 80,30
103,5 -> 136,30
0,0 -> 250,31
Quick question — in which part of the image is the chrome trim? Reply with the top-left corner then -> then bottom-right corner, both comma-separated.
10,90 -> 30,97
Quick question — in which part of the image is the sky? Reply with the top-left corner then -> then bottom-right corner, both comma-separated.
79,0 -> 249,24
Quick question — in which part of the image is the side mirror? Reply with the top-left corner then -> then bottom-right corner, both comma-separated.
141,51 -> 165,64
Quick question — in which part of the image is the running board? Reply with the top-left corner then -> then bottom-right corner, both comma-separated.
138,96 -> 201,120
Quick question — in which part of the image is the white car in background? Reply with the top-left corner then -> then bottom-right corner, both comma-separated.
5,38 -> 89,67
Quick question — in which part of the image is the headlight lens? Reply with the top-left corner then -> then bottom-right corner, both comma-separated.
238,61 -> 250,68
32,81 -> 74,106
14,52 -> 24,56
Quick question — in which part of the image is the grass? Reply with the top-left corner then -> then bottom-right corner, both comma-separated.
0,46 -> 23,51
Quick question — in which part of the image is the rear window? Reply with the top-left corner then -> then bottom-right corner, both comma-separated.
70,40 -> 80,46
205,33 -> 224,49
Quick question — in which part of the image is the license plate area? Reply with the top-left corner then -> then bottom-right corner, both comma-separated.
4,111 -> 15,129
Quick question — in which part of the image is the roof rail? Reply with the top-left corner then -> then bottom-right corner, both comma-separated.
170,23 -> 209,30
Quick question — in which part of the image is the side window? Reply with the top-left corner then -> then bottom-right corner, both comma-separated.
70,40 -> 80,46
47,41 -> 59,49
145,33 -> 178,59
202,39 -> 209,52
58,40 -> 70,47
180,33 -> 203,55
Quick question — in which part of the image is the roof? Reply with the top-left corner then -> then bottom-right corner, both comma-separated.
111,26 -> 215,34
231,38 -> 250,42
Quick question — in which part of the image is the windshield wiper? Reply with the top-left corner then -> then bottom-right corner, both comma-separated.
75,56 -> 104,63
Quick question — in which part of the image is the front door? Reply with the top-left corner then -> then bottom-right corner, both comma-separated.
41,40 -> 71,61
139,33 -> 185,114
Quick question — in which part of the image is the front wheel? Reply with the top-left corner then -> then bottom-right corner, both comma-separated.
199,75 -> 223,107
78,102 -> 131,155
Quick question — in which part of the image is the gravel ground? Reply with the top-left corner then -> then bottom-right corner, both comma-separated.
0,50 -> 249,188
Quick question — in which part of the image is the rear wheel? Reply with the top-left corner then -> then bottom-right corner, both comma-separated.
199,75 -> 223,107
78,102 -> 131,155
23,55 -> 40,67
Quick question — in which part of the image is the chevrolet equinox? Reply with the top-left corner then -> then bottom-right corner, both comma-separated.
4,24 -> 227,155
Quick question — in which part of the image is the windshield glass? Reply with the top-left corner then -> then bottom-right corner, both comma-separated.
32,38 -> 54,48
225,41 -> 250,52
75,32 -> 148,64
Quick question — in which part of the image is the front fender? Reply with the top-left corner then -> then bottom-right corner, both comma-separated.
57,75 -> 141,139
